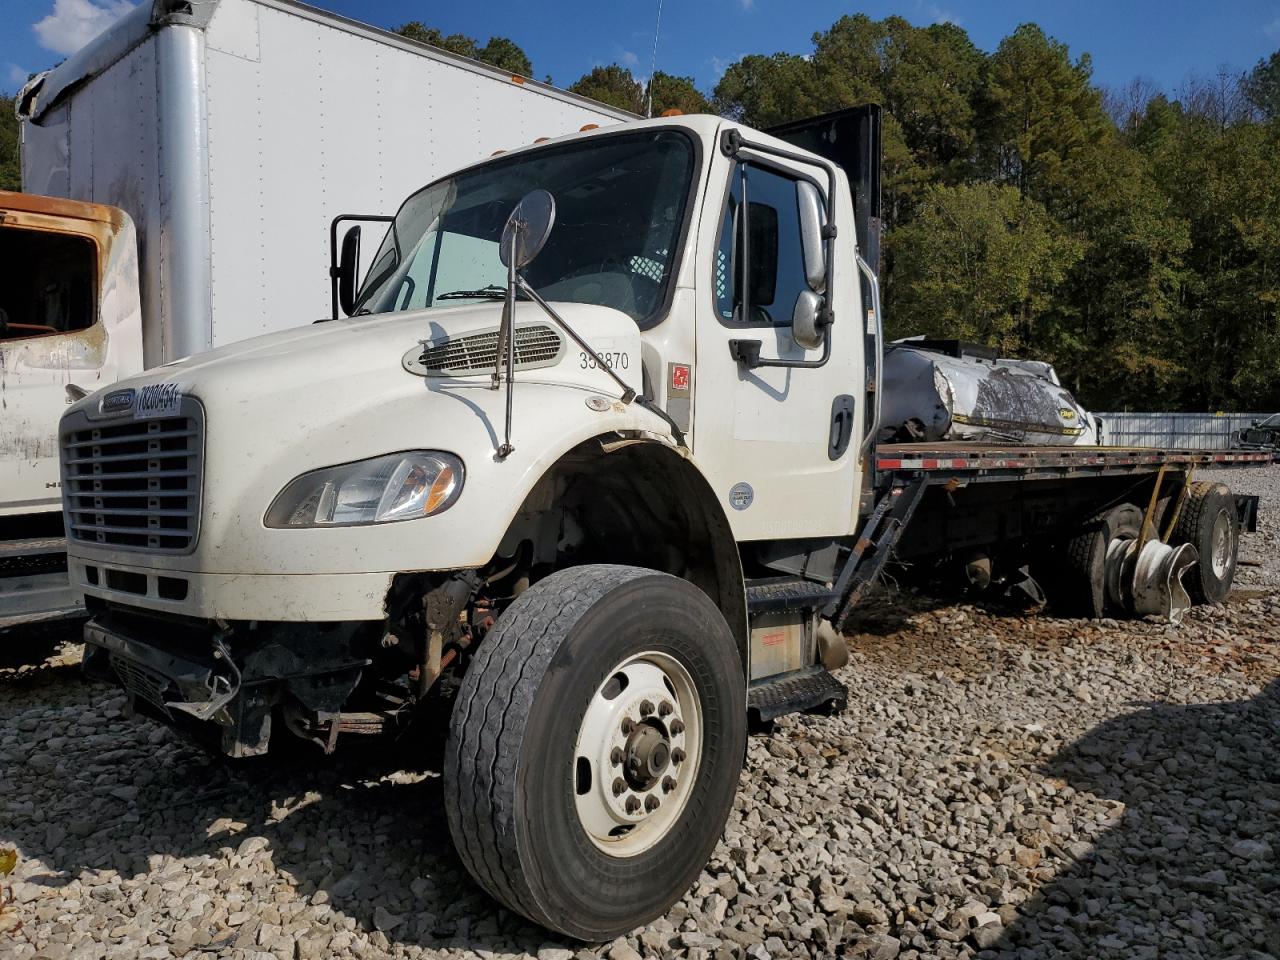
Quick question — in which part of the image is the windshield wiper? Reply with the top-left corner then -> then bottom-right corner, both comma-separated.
436,285 -> 508,301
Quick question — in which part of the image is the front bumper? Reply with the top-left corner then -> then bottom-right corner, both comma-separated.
68,557 -> 394,621
83,608 -> 374,757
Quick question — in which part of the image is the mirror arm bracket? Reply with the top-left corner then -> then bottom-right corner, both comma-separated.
730,331 -> 832,370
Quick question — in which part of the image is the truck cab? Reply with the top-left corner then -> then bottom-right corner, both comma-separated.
1,192 -> 142,626
59,112 -> 873,938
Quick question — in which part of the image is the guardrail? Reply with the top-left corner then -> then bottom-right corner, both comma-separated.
1095,412 -> 1272,449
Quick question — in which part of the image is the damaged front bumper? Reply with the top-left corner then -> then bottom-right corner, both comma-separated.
83,609 -> 374,757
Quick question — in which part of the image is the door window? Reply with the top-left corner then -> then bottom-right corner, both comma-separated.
0,227 -> 96,341
715,163 -> 811,327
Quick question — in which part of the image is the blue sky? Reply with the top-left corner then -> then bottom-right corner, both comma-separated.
3,0 -> 1279,99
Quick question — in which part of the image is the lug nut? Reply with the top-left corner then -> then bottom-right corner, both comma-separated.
612,777 -> 627,797
645,794 -> 660,812
670,719 -> 685,735
658,701 -> 674,717
662,776 -> 676,794
610,746 -> 624,766
620,718 -> 634,735
625,795 -> 641,814
639,699 -> 654,717
672,747 -> 686,765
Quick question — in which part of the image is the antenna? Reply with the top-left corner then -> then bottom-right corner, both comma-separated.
645,0 -> 663,118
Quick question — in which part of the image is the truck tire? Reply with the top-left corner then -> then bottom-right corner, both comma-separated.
444,564 -> 746,940
1170,481 -> 1238,604
1055,503 -> 1143,618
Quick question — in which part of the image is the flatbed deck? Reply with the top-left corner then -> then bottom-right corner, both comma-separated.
875,443 -> 1271,483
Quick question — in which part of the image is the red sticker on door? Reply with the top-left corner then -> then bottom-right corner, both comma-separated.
670,363 -> 690,393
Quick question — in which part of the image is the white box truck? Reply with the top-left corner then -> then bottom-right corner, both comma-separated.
0,0 -> 632,627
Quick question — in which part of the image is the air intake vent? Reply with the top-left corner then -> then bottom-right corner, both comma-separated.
404,324 -> 564,377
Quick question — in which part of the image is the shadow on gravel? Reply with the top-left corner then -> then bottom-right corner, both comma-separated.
996,679 -> 1280,959
3,701 -> 568,956
0,620 -> 82,669
844,582 -> 1039,637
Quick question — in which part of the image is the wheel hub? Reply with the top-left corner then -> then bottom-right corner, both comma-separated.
572,652 -> 702,858
624,722 -> 670,789
1210,508 -> 1232,578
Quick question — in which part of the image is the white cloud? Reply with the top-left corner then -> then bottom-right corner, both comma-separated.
34,0 -> 136,57
926,3 -> 960,25
620,49 -> 639,68
739,0 -> 754,9
6,63 -> 30,89
1265,17 -> 1280,38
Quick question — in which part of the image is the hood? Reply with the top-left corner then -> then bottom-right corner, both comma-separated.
127,299 -> 643,401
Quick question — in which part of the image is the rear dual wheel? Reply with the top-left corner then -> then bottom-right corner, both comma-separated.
1170,481 -> 1238,604
444,564 -> 745,941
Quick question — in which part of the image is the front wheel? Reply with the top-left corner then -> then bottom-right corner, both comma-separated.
444,564 -> 746,940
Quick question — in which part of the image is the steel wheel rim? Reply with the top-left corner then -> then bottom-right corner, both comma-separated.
573,650 -> 703,857
1210,508 -> 1232,578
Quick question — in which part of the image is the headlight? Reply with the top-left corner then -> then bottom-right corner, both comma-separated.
265,451 -> 464,528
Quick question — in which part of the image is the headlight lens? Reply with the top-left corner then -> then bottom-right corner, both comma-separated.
265,451 -> 464,528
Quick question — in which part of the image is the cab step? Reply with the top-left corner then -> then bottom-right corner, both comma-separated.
747,666 -> 847,723
745,576 -> 836,614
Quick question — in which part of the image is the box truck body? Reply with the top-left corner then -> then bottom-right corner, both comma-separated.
1,0 -> 631,626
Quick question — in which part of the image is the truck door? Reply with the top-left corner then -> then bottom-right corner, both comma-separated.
691,140 -> 864,541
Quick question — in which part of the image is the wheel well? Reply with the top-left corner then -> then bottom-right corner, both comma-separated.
492,437 -> 748,673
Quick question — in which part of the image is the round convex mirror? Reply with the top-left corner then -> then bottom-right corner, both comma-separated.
500,189 -> 557,269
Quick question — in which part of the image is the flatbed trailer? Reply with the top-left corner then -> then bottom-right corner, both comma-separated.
875,443 -> 1272,479
823,443 -> 1270,633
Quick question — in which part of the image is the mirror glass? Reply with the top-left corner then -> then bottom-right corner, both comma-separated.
796,180 -> 826,294
792,289 -> 824,349
500,189 -> 557,269
338,225 -> 361,316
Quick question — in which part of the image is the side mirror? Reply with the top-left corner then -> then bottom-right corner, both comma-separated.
792,289 -> 824,349
796,180 -> 827,294
500,189 -> 556,269
337,225 -> 361,316
1251,419 -> 1260,427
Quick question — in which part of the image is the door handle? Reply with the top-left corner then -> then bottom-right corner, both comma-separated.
829,395 -> 855,460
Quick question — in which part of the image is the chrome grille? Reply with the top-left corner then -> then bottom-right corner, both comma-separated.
417,324 -> 563,375
60,401 -> 203,553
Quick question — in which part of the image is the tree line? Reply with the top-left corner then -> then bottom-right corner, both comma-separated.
3,17 -> 1276,411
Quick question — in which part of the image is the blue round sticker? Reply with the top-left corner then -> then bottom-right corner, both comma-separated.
729,482 -> 754,511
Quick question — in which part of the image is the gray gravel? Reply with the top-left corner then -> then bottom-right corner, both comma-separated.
2,465 -> 1278,960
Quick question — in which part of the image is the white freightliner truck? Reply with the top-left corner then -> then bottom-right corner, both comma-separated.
0,0 -> 632,628
58,107 -> 1265,938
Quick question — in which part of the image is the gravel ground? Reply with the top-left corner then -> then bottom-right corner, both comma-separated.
2,465 -> 1278,960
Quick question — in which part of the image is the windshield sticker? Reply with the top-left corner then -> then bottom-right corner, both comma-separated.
134,383 -> 183,420
729,482 -> 754,511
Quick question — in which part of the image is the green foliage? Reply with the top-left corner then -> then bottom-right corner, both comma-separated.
890,183 -> 1082,353
1244,51 -> 1280,120
568,65 -> 644,114
395,22 -> 533,76
711,54 -> 828,127
648,71 -> 711,115
479,37 -> 533,77
0,95 -> 19,192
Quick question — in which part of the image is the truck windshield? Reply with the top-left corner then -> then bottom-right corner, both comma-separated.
353,130 -> 695,327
